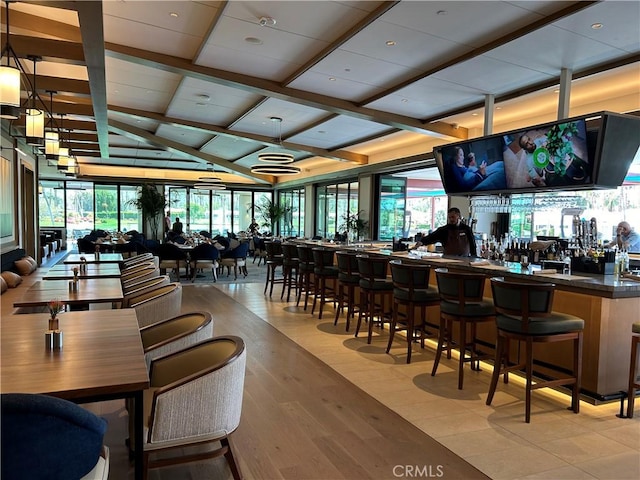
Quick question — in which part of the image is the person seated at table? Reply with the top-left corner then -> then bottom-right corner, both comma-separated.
166,231 -> 186,245
172,217 -> 183,234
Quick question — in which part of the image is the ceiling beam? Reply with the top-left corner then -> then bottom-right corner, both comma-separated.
2,34 -> 86,65
108,119 -> 272,184
109,105 -> 368,165
105,43 -> 466,140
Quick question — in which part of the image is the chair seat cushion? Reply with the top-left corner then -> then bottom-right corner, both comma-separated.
338,272 -> 360,284
394,286 -> 439,303
299,262 -> 315,272
360,278 -> 393,291
440,298 -> 495,317
314,266 -> 339,277
497,312 -> 584,335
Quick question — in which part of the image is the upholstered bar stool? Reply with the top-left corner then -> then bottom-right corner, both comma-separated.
263,241 -> 284,297
355,255 -> 393,344
486,277 -> 584,423
431,268 -> 495,388
281,243 -> 300,302
334,251 -> 361,331
625,322 -> 640,418
296,244 -> 315,310
387,260 -> 440,364
311,248 -> 339,319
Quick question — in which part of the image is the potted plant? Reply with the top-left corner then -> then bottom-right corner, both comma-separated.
128,183 -> 167,240
253,198 -> 291,235
340,210 -> 369,243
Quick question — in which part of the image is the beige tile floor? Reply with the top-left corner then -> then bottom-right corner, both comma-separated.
218,282 -> 640,480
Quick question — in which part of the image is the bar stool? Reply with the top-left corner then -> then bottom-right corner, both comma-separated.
334,251 -> 360,331
296,244 -> 315,310
263,241 -> 284,297
355,255 -> 393,344
311,248 -> 339,319
486,277 -> 584,423
281,243 -> 299,302
625,322 -> 640,418
387,260 -> 440,364
431,268 -> 495,388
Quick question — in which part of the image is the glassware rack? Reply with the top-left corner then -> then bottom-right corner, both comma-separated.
470,193 -> 587,214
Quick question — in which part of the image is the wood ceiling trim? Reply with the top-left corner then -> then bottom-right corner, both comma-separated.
360,1 -> 600,108
76,0 -> 109,159
6,7 -> 82,42
109,104 -> 368,165
5,34 -> 85,64
104,42 -> 467,140
108,119 -> 272,184
35,75 -> 91,97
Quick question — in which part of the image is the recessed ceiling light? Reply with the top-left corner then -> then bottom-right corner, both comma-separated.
344,68 -> 351,72
471,113 -> 478,116
245,37 -> 263,45
195,94 -> 210,102
385,40 -> 396,46
318,130 -> 326,134
196,103 -> 207,107
169,12 -> 178,18
329,77 -> 336,81
496,106 -> 502,110
437,10 -> 447,15
554,88 -> 560,93
401,98 -> 408,103
591,22 -> 603,29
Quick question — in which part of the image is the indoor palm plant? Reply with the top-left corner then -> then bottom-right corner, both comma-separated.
128,183 -> 167,240
340,210 -> 369,243
253,198 -> 291,235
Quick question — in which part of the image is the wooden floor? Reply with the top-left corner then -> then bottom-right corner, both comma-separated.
54,248 -> 636,480
93,282 -> 487,480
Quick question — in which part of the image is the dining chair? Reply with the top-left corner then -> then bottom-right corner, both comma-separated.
156,243 -> 188,281
219,241 -> 250,280
1,393 -> 109,480
128,283 -> 183,328
189,242 -> 220,282
387,260 -> 440,364
486,277 -> 584,423
431,268 -> 495,386
138,336 -> 246,480
139,311 -> 214,370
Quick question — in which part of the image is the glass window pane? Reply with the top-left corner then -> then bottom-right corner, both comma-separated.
119,185 -> 141,234
94,185 -> 118,232
66,181 -> 94,245
233,191 -> 252,233
168,187 -> 188,232
38,180 -> 65,227
211,190 -> 231,236
189,189 -> 211,234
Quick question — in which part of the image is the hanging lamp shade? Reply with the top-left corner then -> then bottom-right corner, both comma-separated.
250,164 -> 301,175
257,152 -> 294,164
45,131 -> 60,157
25,108 -> 45,146
0,65 -> 21,119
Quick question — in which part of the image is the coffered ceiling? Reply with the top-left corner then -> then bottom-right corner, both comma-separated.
3,1 -> 639,187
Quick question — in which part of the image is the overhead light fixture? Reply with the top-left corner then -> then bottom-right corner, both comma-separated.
250,165 -> 301,175
252,116 -> 300,175
198,176 -> 222,182
44,91 -> 60,159
194,183 -> 226,190
0,1 -> 21,119
25,56 -> 44,146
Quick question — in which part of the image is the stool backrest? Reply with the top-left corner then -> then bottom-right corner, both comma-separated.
296,244 -> 314,264
435,268 -> 486,305
356,255 -> 389,280
265,241 -> 282,259
281,243 -> 299,261
490,277 -> 555,331
390,260 -> 431,292
312,248 -> 335,268
336,251 -> 359,275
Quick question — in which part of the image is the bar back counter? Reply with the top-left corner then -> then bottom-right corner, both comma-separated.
301,241 -> 640,403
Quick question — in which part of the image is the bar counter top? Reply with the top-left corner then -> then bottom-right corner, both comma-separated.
301,241 -> 640,299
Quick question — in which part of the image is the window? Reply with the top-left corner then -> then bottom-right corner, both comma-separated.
278,188 -> 304,237
38,181 -> 65,228
94,185 -> 118,232
65,182 -> 94,242
119,185 -> 141,233
315,181 -> 357,239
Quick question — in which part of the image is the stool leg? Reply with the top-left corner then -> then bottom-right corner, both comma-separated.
334,283 -> 344,326
264,264 -> 271,294
431,316 -> 447,377
486,332 -> 505,406
367,291 -> 375,344
355,289 -> 367,339
458,319 -> 467,390
572,332 -> 583,414
627,335 -> 639,418
385,298 -> 398,354
406,303 -> 414,364
525,337 -> 534,423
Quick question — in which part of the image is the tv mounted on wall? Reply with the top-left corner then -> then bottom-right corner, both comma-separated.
434,113 -> 612,196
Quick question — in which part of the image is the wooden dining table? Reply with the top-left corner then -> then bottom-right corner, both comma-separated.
12,278 -> 124,309
43,263 -> 122,280
0,309 -> 149,480
64,253 -> 123,264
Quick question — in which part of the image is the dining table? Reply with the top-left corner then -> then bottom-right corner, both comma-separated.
43,263 -> 122,280
12,278 -> 124,309
0,309 -> 149,480
64,253 -> 124,264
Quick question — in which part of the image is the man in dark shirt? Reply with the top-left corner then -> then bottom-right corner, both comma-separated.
172,217 -> 183,234
413,207 -> 477,257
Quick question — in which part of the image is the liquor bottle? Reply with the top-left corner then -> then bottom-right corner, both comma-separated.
512,241 -> 520,263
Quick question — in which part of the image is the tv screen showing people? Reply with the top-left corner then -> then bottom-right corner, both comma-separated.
435,117 -> 594,195
437,137 -> 507,194
502,119 -> 592,189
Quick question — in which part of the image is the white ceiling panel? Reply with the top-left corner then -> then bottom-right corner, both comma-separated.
288,116 -> 392,149
200,136 -> 262,161
155,124 -> 214,148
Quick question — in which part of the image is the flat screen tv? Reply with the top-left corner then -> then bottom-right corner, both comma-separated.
593,112 -> 640,187
434,114 -> 601,196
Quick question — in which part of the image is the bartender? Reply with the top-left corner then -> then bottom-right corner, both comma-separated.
412,207 -> 477,257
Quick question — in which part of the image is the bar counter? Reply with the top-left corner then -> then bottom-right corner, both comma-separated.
303,241 -> 640,401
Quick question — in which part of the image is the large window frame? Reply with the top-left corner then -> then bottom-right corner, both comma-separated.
315,181 -> 358,239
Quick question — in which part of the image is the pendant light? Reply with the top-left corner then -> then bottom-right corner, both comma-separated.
251,116 -> 300,175
0,1 -> 21,119
44,91 -> 60,159
25,56 -> 44,146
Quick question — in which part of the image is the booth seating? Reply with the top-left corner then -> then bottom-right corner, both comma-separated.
486,277 -> 584,423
